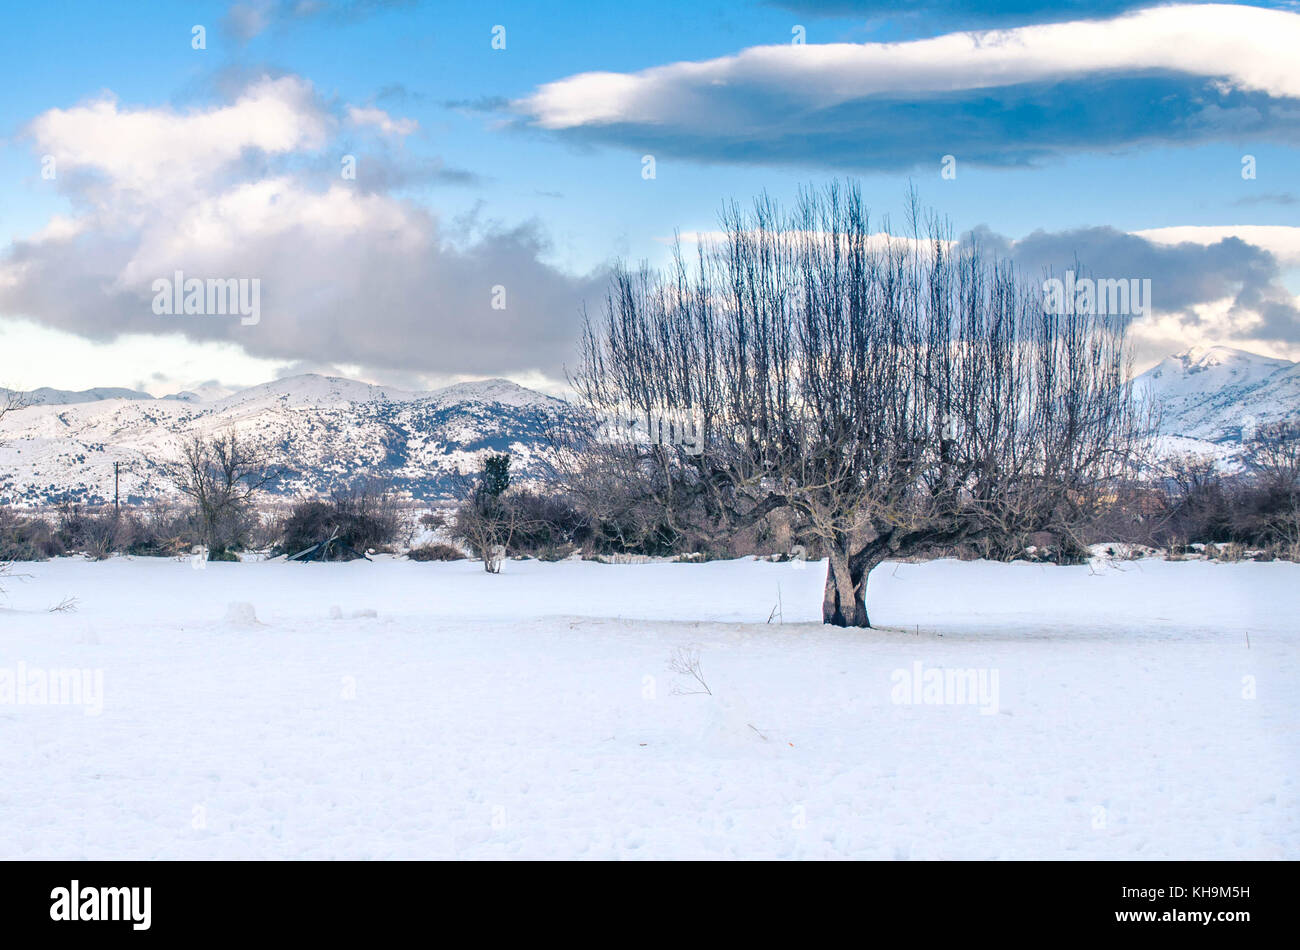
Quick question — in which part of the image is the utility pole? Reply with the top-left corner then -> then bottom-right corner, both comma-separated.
114,461 -> 120,518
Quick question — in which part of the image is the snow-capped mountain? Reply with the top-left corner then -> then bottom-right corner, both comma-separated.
1134,344 -> 1300,444
1,386 -> 155,406
0,374 -> 570,507
2,346 -> 1295,507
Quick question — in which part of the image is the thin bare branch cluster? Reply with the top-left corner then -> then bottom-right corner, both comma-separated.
668,646 -> 712,696
163,430 -> 279,559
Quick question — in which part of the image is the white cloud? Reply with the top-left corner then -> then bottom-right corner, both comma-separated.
1,75 -> 603,386
521,5 -> 1300,132
27,76 -> 330,193
347,105 -> 418,137
0,317 -> 286,395
1130,294 -> 1300,366
1133,225 -> 1300,269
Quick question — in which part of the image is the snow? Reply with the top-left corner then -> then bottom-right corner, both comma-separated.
425,378 -> 562,410
0,386 -> 154,406
0,555 -> 1296,859
5,346 -> 1294,507
1135,344 -> 1300,443
0,373 -> 563,506
210,373 -> 424,410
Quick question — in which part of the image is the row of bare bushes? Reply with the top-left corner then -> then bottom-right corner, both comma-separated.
3,431 -> 1296,565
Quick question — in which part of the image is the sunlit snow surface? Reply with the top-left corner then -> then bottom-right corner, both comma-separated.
1,555 -> 1295,858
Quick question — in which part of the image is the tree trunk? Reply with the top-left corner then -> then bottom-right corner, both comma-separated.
823,548 -> 870,627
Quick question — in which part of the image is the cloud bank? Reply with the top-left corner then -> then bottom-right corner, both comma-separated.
971,224 -> 1300,361
0,76 -> 606,384
513,5 -> 1300,171
769,0 -> 1294,30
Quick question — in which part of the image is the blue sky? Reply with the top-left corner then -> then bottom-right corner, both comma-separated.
1,0 -> 1298,393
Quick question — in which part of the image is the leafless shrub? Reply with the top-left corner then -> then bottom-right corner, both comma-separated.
1128,424 -> 1300,557
0,392 -> 31,590
0,388 -> 28,440
163,429 -> 278,560
0,507 -> 62,560
407,542 -> 466,561
56,506 -> 129,560
668,646 -> 712,696
276,479 -> 402,560
1205,541 -> 1246,562
450,455 -> 538,573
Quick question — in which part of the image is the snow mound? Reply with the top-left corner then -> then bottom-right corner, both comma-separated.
222,602 -> 261,626
328,605 -> 377,619
696,695 -> 778,752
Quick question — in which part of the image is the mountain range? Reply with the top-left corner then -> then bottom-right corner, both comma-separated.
0,376 -> 566,507
1,344 -> 1296,507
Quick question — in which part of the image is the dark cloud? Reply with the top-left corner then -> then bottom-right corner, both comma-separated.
222,0 -> 420,42
299,150 -> 483,192
519,74 -> 1300,174
964,224 -> 1300,354
767,1 -> 1291,30
444,96 -> 512,113
981,226 -> 1280,311
375,83 -> 427,104
1234,192 -> 1299,207
514,5 -> 1300,173
0,214 -> 607,381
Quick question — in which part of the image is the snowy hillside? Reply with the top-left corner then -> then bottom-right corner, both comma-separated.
0,374 -> 569,506
0,386 -> 155,406
3,344 -> 1296,506
1134,345 -> 1300,445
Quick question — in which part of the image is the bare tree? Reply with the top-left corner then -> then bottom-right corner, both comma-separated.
1150,451 -> 1227,547
0,389 -> 28,448
571,183 -> 1144,626
1246,420 -> 1300,554
1249,420 -> 1300,495
165,429 -> 277,560
0,390 -> 31,593
451,454 -> 532,572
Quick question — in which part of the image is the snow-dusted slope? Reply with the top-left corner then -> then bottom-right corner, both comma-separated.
0,374 -> 569,506
3,345 -> 1295,505
1,386 -> 155,406
1135,345 -> 1300,443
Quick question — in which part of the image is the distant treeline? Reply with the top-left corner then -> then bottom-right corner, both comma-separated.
1,442 -> 1297,566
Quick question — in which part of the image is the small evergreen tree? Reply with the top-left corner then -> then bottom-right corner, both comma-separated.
453,454 -> 519,573
481,454 -> 511,500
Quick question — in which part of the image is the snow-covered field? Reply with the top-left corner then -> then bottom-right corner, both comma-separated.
1,554 -> 1296,859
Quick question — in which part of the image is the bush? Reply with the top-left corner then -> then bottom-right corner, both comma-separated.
123,504 -> 202,557
497,489 -> 588,558
407,542 -> 465,561
275,484 -> 402,560
0,503 -> 208,560
418,511 -> 446,530
56,506 -> 129,560
0,507 -> 61,560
